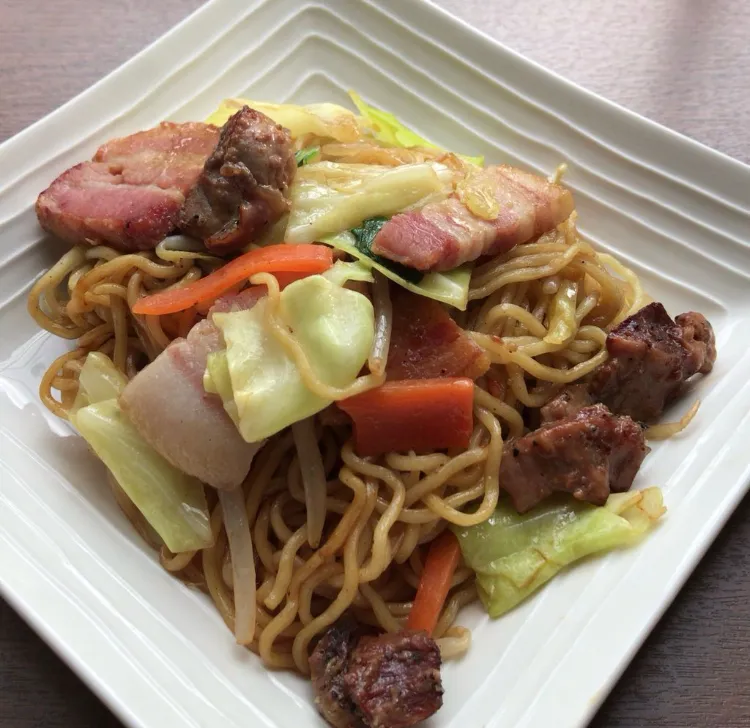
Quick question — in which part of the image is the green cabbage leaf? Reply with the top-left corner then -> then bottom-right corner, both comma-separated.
349,90 -> 484,166
205,98 -> 363,142
323,231 -> 471,310
285,160 -> 453,244
209,264 -> 374,442
454,488 -> 666,618
70,353 -> 212,553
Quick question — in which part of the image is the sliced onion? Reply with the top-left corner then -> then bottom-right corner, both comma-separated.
155,235 -> 222,263
644,399 -> 700,441
292,417 -> 327,548
368,270 -> 392,377
218,487 -> 256,645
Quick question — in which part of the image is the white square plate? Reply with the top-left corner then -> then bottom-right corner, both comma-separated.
1,1 -> 749,727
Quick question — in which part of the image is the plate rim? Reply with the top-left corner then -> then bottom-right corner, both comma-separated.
1,2 -> 749,728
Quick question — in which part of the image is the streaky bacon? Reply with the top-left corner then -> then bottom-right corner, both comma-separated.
94,122 -> 219,194
371,165 -> 574,272
386,287 -> 489,381
36,162 -> 185,251
36,122 -> 219,252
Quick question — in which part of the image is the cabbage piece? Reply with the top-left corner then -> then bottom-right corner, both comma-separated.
72,399 -> 213,553
322,260 -> 374,287
323,231 -> 471,311
211,269 -> 374,442
70,352 -> 213,553
205,98 -> 363,142
349,90 -> 484,166
71,351 -> 128,415
454,488 -> 665,618
285,161 -> 453,244
204,351 -> 239,425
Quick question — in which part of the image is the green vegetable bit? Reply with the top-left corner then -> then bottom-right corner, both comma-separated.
294,146 -> 320,167
454,488 -> 665,618
350,216 -> 423,284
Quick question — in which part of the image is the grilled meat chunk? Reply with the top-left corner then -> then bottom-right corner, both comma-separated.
36,122 -> 219,251
589,303 -> 716,422
310,621 -> 443,728
500,404 -> 649,513
179,106 -> 295,254
344,631 -> 443,728
541,304 -> 716,425
675,311 -> 716,376
540,383 -> 593,423
309,618 -> 362,728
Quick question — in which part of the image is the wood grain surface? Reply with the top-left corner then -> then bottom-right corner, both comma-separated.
1,1 -> 749,727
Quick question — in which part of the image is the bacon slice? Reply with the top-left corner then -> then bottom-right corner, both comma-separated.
94,122 -> 219,193
36,122 -> 219,252
386,288 -> 489,380
371,165 -> 574,271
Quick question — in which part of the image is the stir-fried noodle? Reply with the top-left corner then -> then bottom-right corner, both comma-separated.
29,212 -> 658,670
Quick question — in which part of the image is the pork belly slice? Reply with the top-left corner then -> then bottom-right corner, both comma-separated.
36,122 -> 219,251
120,319 -> 260,490
371,165 -> 574,272
501,404 -> 649,513
386,287 -> 489,381
94,121 -> 219,193
179,106 -> 296,254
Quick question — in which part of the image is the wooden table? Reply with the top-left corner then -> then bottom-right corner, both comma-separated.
1,1 -> 749,726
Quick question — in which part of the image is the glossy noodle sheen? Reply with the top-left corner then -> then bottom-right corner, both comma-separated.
29,209 -> 645,671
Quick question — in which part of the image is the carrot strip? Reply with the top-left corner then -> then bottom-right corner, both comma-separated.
193,273 -> 310,316
337,378 -> 474,457
132,244 -> 333,315
407,530 -> 462,634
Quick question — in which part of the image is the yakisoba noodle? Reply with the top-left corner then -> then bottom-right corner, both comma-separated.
28,209 -> 649,674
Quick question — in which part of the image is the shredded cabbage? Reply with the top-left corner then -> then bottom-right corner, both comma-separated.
210,265 -> 374,442
70,353 -> 213,553
205,98 -> 362,142
285,161 -> 452,244
323,231 -> 471,311
454,488 -> 665,618
349,90 -> 484,166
